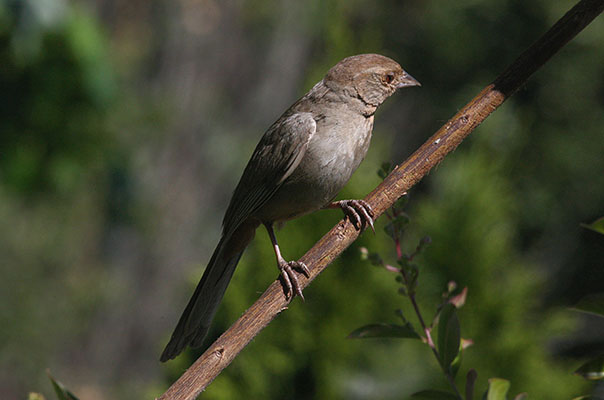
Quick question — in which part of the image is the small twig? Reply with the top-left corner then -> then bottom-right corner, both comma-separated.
158,2 -> 603,399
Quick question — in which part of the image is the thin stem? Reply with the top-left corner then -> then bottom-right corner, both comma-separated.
398,250 -> 463,399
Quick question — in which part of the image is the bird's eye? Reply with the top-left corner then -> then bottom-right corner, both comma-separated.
384,73 -> 394,84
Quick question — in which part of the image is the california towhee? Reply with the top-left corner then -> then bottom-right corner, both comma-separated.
160,54 -> 420,361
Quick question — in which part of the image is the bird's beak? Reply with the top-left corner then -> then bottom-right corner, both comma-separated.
396,72 -> 421,89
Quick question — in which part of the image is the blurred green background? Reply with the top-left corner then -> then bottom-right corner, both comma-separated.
1,0 -> 603,399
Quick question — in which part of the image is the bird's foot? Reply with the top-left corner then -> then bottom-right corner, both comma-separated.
335,199 -> 375,232
278,260 -> 310,300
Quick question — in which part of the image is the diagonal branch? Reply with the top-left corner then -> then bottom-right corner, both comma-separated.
158,1 -> 603,399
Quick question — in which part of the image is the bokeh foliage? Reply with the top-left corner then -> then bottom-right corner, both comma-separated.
1,1 -> 118,398
2,0 -> 603,399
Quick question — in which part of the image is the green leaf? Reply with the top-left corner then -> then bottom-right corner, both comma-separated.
410,389 -> 460,399
48,373 -> 80,400
393,214 -> 410,229
406,266 -> 419,295
399,261 -> 419,291
378,161 -> 394,179
437,303 -> 461,370
485,378 -> 510,400
450,343 -> 463,378
450,339 -> 473,380
570,293 -> 604,319
571,396 -> 604,400
581,217 -> 604,235
384,214 -> 409,240
574,355 -> 604,380
393,193 -> 409,211
28,394 -> 46,400
367,252 -> 384,267
416,235 -> 432,253
348,323 -> 420,339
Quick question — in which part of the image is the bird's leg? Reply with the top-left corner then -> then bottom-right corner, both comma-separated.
326,200 -> 375,232
264,223 -> 310,300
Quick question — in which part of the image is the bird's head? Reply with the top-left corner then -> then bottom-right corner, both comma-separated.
324,54 -> 420,108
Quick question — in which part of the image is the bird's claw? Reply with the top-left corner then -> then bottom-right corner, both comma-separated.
337,200 -> 375,232
278,260 -> 309,300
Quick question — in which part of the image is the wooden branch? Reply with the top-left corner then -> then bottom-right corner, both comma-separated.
158,1 -> 603,399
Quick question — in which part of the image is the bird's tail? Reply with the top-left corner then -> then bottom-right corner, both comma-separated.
160,221 -> 257,362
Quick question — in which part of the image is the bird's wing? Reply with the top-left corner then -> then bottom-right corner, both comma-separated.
222,112 -> 316,235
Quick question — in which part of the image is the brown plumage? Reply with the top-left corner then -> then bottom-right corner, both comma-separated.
160,54 -> 420,362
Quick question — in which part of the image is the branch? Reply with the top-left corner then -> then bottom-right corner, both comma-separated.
158,1 -> 603,398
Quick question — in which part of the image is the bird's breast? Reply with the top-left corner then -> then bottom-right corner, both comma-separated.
305,113 -> 374,188
257,111 -> 374,222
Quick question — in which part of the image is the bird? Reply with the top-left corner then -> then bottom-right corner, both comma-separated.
160,53 -> 420,362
